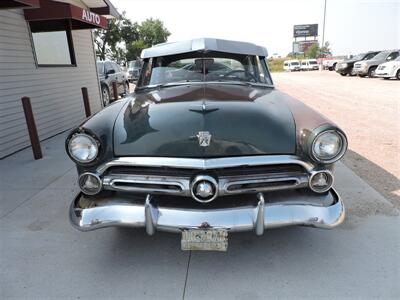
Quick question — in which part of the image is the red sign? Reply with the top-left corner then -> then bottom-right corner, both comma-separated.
24,0 -> 108,29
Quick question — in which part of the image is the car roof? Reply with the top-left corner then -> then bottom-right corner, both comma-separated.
141,38 -> 268,58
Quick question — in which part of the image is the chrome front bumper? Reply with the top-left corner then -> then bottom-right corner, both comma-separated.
70,189 -> 345,234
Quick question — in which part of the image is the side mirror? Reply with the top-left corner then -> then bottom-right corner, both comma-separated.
106,69 -> 116,75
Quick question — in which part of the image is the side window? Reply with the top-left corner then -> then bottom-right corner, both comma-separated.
284,63 -> 288,66
259,57 -> 273,85
387,52 -> 399,61
105,62 -> 114,74
113,63 -> 121,72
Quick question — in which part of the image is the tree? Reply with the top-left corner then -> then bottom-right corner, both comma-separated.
126,18 -> 170,61
305,43 -> 319,59
304,41 -> 332,59
318,41 -> 332,58
126,40 -> 148,61
93,16 -> 124,61
138,18 -> 170,46
93,14 -> 170,64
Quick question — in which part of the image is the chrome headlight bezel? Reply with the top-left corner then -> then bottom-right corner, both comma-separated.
310,130 -> 347,164
67,133 -> 100,164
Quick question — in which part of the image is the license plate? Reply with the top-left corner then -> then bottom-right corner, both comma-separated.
181,229 -> 228,251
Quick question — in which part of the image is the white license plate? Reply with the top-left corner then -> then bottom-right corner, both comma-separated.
181,229 -> 228,251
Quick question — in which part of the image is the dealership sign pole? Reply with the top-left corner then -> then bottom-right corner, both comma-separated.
322,0 -> 327,47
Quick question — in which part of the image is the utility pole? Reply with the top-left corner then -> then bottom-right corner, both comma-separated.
321,0 -> 327,48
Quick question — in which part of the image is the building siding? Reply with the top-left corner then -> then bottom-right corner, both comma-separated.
0,8 -> 102,158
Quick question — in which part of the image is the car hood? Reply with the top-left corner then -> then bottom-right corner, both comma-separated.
113,84 -> 296,158
379,61 -> 399,67
362,58 -> 386,65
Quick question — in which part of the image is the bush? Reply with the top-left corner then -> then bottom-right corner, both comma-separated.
267,58 -> 286,73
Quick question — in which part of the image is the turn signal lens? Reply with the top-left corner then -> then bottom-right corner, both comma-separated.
309,171 -> 333,193
78,173 -> 102,195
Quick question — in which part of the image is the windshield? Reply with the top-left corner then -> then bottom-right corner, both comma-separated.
96,62 -> 104,74
138,52 -> 273,87
363,52 -> 378,60
370,51 -> 389,60
291,62 -> 299,65
351,53 -> 364,60
129,60 -> 141,69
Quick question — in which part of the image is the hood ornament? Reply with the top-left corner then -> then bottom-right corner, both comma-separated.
196,131 -> 212,147
189,103 -> 219,114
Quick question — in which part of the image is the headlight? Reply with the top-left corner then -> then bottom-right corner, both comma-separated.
311,130 -> 347,163
342,63 -> 348,68
68,133 -> 99,163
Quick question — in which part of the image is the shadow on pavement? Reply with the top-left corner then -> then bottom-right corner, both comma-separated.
343,149 -> 399,208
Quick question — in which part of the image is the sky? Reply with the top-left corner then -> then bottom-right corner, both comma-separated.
112,0 -> 400,56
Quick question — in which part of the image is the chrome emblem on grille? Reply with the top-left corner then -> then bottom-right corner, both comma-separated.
191,175 -> 218,203
195,181 -> 214,198
196,131 -> 212,147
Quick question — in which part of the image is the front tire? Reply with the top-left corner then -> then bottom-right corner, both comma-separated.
340,72 -> 347,76
101,85 -> 110,107
396,69 -> 400,80
368,66 -> 377,78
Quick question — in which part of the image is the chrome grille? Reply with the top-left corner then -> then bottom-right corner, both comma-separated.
102,164 -> 309,196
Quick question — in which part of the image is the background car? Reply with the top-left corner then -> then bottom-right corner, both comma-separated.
375,56 -> 400,80
336,51 -> 381,76
353,50 -> 400,77
127,59 -> 143,82
300,59 -> 319,71
97,61 -> 129,106
283,60 -> 301,71
324,58 -> 343,71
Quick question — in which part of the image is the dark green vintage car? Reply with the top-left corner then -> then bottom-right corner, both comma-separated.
66,38 -> 347,251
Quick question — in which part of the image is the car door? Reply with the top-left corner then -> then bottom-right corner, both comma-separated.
104,62 -> 117,91
112,62 -> 125,93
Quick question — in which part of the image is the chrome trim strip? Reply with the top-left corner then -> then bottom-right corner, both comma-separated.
103,174 -> 189,195
220,175 -> 308,195
69,189 -> 345,233
101,173 -> 309,196
96,155 -> 315,174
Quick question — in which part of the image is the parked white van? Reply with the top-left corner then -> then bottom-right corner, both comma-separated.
300,59 -> 319,71
283,60 -> 301,71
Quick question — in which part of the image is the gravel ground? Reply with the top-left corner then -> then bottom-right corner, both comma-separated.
273,71 -> 400,208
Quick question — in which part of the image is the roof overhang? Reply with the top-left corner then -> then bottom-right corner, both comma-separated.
141,38 -> 269,59
24,0 -> 108,29
82,0 -> 120,19
0,0 -> 40,9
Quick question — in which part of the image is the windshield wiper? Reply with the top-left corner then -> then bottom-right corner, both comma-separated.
215,80 -> 273,88
136,80 -> 200,91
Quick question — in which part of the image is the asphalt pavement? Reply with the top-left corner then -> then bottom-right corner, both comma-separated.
1,130 -> 399,299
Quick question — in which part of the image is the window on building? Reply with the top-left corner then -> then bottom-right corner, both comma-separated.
29,20 -> 76,67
